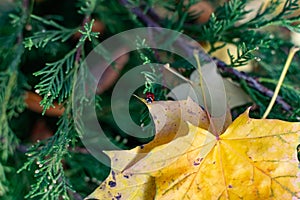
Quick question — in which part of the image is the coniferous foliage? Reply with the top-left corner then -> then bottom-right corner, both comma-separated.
0,0 -> 299,199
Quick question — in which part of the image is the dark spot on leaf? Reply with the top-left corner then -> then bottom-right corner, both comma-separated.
140,145 -> 144,149
123,175 -> 129,179
187,109 -> 196,115
213,161 -> 216,164
112,170 -> 116,181
193,157 -> 203,166
228,184 -> 233,188
115,193 -> 122,200
108,181 -> 116,187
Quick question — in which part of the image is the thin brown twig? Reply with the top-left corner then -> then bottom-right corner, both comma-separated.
215,59 -> 291,111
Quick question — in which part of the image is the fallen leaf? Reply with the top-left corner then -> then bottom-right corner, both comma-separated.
168,66 -> 252,110
188,1 -> 214,23
164,62 -> 232,134
148,109 -> 300,199
25,91 -> 65,116
95,98 -> 211,172
86,100 -> 300,200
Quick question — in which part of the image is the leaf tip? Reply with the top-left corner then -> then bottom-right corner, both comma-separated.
242,106 -> 251,117
84,193 -> 100,200
132,94 -> 147,104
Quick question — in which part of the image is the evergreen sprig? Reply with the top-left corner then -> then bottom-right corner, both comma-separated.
25,31 -> 76,50
0,71 -> 21,161
18,111 -> 76,200
227,42 -> 258,67
0,19 -> 26,162
190,0 -> 249,51
0,0 -> 28,196
136,37 -> 161,94
185,0 -> 299,63
18,2 -> 100,199
30,19 -> 98,112
33,49 -> 76,112
243,0 -> 300,30
227,30 -> 271,67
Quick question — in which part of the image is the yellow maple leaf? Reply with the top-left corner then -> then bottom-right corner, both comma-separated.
149,110 -> 300,199
86,100 -> 300,200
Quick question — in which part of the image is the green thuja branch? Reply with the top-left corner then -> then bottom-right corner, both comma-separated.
185,0 -> 300,65
136,38 -> 157,93
243,0 -> 300,30
191,0 -> 249,50
136,37 -> 167,99
18,0 -> 100,199
18,106 -> 76,199
33,49 -> 76,112
0,0 -> 29,196
23,15 -> 78,50
0,72 -> 19,161
31,19 -> 98,112
0,6 -> 25,156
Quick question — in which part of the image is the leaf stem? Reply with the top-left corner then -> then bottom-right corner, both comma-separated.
193,51 -> 208,111
262,46 -> 299,119
193,50 -> 217,135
